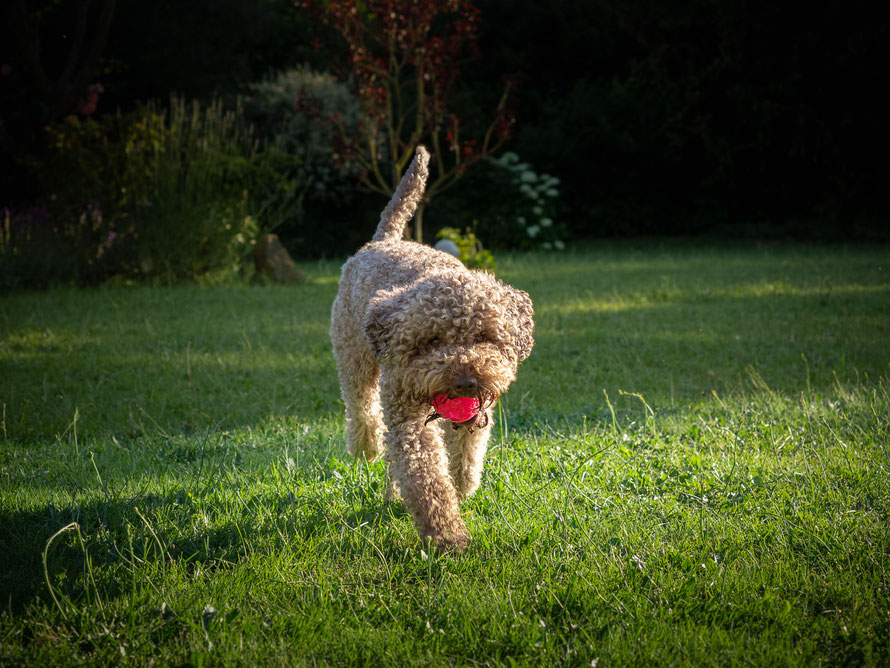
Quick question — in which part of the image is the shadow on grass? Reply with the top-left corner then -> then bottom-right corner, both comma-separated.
1,282 -> 343,440
0,479 -> 415,614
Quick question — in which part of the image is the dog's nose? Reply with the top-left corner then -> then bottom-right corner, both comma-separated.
451,377 -> 478,397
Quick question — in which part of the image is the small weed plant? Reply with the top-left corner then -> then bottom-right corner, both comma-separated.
435,224 -> 496,270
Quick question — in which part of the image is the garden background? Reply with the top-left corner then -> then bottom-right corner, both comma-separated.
1,1 -> 889,665
2,0 -> 888,286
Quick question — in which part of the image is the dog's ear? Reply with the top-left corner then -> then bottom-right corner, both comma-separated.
504,286 -> 535,361
364,294 -> 397,360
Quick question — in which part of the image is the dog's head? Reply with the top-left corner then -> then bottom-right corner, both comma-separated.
364,273 -> 534,405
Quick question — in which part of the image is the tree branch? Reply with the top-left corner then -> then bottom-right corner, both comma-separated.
59,0 -> 91,88
6,0 -> 116,118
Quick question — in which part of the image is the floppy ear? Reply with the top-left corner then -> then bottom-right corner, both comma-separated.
505,286 -> 535,361
363,295 -> 397,360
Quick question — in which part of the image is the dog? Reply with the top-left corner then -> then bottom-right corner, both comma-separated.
330,146 -> 534,551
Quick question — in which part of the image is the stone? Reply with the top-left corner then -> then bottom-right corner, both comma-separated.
434,238 -> 460,258
253,233 -> 303,284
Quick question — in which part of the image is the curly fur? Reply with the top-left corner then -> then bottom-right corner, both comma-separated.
330,146 -> 534,552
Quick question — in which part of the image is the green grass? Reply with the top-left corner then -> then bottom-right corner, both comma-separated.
1,243 -> 889,665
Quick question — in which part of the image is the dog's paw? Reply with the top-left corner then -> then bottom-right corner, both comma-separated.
426,529 -> 470,554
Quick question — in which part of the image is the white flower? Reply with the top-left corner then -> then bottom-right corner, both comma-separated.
554,239 -> 565,250
520,170 -> 537,183
527,224 -> 541,238
540,217 -> 553,227
545,188 -> 559,198
532,206 -> 543,215
516,216 -> 526,224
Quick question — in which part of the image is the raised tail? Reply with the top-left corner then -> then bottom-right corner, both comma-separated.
372,146 -> 430,243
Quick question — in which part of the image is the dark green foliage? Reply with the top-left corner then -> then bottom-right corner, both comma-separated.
423,158 -> 516,248
0,206 -> 83,289
244,68 -> 367,253
437,153 -> 565,251
473,0 -> 890,238
2,0 -> 888,270
0,97 -> 305,287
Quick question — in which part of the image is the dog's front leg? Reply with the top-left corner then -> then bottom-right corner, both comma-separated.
444,407 -> 494,501
381,387 -> 469,552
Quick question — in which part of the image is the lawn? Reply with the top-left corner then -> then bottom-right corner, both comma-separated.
1,243 -> 888,665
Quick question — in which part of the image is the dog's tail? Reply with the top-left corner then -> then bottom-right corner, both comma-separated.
372,146 -> 430,243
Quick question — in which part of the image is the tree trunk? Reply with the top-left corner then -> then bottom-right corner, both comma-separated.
6,0 -> 117,118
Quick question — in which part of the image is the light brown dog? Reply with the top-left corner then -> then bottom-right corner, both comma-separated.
330,146 -> 534,551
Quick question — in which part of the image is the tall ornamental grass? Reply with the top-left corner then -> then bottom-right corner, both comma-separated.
2,96 -> 299,288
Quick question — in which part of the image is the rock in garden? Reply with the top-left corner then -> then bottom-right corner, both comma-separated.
434,238 -> 460,258
253,233 -> 303,284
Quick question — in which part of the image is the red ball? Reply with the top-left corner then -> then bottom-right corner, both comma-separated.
431,394 -> 480,423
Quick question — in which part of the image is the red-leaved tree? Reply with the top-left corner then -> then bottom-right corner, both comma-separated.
296,0 -> 516,242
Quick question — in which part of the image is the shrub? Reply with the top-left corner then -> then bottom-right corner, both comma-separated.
484,152 -> 565,250
245,67 -> 373,255
425,152 -> 565,252
0,206 -> 79,289
247,68 -> 362,203
116,96 -> 263,282
4,96 -> 295,287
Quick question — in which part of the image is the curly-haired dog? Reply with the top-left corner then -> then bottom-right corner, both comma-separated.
330,146 -> 534,552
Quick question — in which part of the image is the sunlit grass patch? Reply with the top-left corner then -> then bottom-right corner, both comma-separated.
1,243 -> 888,665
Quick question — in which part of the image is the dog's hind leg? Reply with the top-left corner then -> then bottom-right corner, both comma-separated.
331,295 -> 385,461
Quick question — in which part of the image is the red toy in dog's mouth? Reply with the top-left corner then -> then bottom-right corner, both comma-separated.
430,394 -> 480,423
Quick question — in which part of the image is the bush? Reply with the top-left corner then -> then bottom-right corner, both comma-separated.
113,96 -> 262,282
246,67 -> 364,243
2,96 -> 297,288
485,152 -> 565,250
0,206 -> 80,289
425,152 -> 565,252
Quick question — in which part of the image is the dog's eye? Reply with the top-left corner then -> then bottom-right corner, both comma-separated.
474,332 -> 486,343
428,336 -> 440,347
